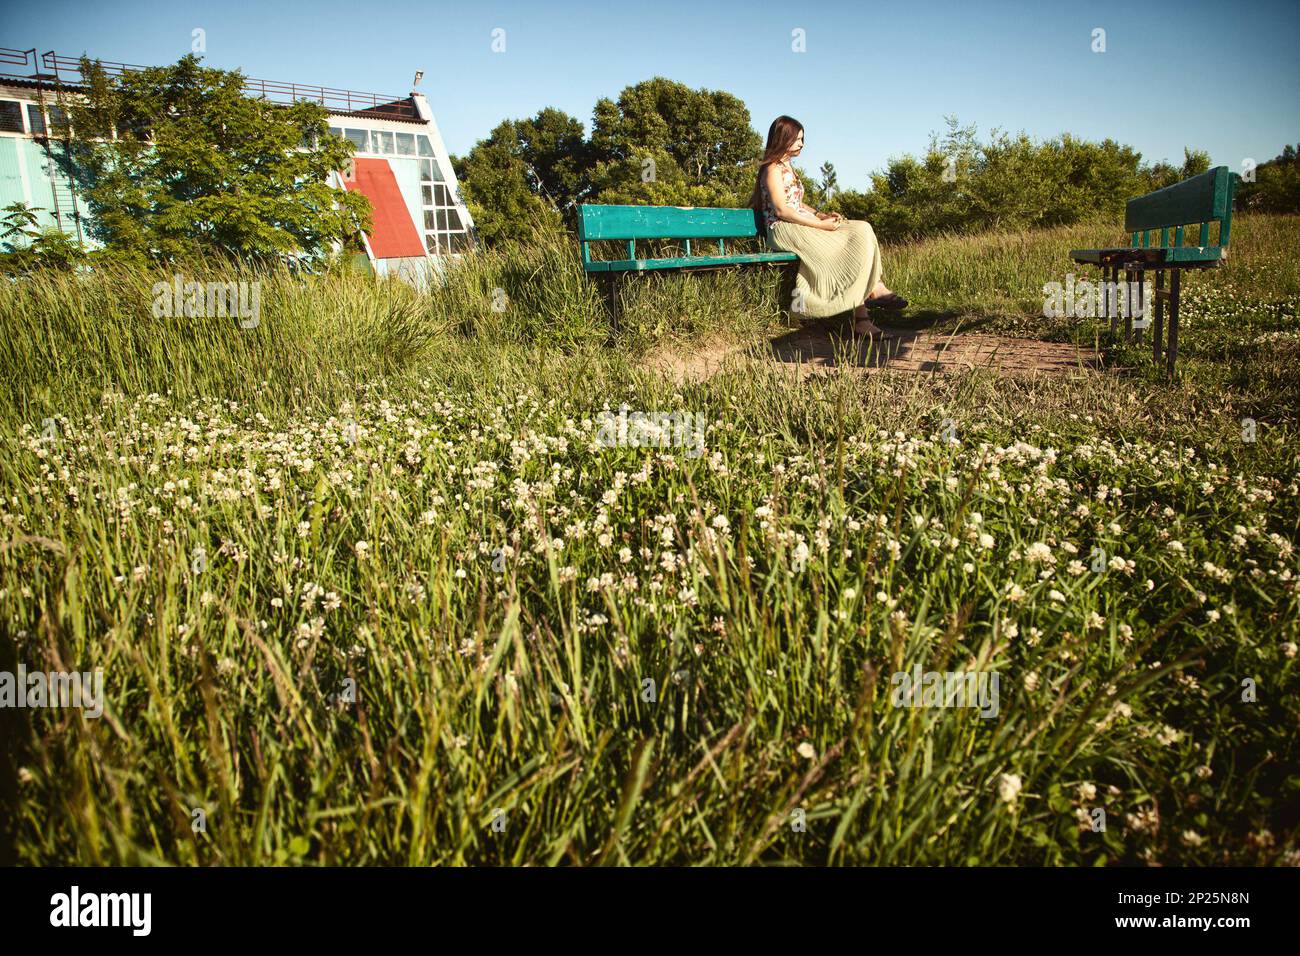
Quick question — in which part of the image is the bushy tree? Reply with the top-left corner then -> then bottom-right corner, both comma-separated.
62,54 -> 369,264
1237,143 -> 1300,213
829,117 -> 1215,243
588,77 -> 760,207
455,79 -> 763,245
451,109 -> 585,245
0,202 -> 86,274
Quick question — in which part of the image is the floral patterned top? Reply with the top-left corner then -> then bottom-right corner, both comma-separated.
759,161 -> 805,230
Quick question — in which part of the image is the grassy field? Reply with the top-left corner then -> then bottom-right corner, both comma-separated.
1,214 -> 1297,865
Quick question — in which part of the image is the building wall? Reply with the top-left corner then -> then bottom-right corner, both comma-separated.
0,87 -> 95,245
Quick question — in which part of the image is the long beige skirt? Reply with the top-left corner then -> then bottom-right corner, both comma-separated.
767,219 -> 883,319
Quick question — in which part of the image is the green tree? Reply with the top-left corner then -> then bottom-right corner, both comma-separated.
1237,143 -> 1300,213
451,108 -> 588,245
834,117 -> 1211,243
819,161 -> 838,200
63,54 -> 369,264
588,77 -> 761,207
451,131 -> 564,248
0,201 -> 86,274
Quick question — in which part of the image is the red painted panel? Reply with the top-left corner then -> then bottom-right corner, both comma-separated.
343,158 -> 425,259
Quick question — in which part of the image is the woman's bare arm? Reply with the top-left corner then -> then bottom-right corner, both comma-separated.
764,164 -> 838,230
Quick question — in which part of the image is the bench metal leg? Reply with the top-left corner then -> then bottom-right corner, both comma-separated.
1134,270 -> 1144,340
1098,266 -> 1108,326
1123,268 -> 1134,342
1166,269 -> 1180,379
605,273 -> 621,334
1152,268 -> 1164,364
1107,266 -> 1117,334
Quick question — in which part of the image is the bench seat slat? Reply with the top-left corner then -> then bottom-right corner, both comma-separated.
585,251 -> 798,273
1069,246 -> 1226,265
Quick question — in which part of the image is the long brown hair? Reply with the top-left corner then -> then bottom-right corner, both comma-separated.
748,115 -> 804,209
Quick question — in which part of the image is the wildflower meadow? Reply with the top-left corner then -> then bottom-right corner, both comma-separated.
2,215 -> 1297,866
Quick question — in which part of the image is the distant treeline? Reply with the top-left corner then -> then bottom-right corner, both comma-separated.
450,78 -> 1299,246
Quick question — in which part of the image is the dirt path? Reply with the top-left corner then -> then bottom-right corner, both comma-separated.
646,322 -> 1103,383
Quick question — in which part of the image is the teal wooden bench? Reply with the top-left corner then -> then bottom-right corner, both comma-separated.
1070,165 -> 1239,377
578,204 -> 798,326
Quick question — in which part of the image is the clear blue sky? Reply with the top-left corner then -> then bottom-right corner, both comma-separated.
5,0 -> 1298,188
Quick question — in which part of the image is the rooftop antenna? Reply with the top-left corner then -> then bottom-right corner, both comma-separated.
412,70 -> 423,87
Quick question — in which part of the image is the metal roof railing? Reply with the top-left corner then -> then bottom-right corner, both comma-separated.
0,47 -> 417,119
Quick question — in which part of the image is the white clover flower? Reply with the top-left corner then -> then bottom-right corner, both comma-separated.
797,741 -> 817,760
1077,782 -> 1097,802
1023,671 -> 1039,692
1025,542 -> 1054,564
978,533 -> 995,550
997,773 -> 1023,804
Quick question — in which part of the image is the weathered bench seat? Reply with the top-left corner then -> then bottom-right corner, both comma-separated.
1069,165 -> 1239,377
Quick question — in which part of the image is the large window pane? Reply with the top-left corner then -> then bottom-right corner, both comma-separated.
345,128 -> 369,152
423,210 -> 436,230
448,231 -> 471,254
421,185 -> 433,206
396,132 -> 415,155
26,105 -> 45,136
424,233 -> 438,254
328,126 -> 343,138
436,209 -> 448,230
0,101 -> 23,133
417,135 -> 434,157
429,159 -> 445,182
372,130 -> 394,154
434,184 -> 448,206
445,208 -> 464,231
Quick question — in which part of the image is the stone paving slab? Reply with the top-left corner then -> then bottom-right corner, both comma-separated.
769,325 -> 1102,378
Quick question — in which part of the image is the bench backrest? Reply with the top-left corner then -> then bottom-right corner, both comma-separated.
577,204 -> 763,266
578,204 -> 761,241
1124,166 -> 1239,251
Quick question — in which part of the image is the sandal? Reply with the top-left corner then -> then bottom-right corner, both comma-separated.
865,292 -> 908,310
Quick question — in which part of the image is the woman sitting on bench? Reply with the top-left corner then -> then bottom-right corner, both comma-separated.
752,115 -> 906,339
